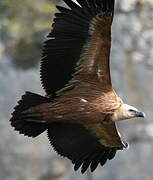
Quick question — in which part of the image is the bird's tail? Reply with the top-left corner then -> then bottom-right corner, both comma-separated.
10,92 -> 51,137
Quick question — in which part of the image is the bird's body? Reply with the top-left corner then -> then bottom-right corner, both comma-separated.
10,0 -> 145,173
24,82 -> 121,124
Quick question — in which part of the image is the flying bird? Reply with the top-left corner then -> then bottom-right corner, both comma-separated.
10,0 -> 145,174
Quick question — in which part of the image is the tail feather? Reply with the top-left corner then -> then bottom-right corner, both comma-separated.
10,92 -> 51,137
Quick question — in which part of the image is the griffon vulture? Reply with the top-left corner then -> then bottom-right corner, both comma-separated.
10,0 -> 145,174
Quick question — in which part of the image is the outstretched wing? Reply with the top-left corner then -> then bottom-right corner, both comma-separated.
40,0 -> 115,96
47,122 -> 126,174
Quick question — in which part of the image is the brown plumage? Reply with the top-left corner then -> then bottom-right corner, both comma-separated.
10,0 -> 145,173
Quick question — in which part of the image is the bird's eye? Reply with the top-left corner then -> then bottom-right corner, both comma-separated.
129,109 -> 136,113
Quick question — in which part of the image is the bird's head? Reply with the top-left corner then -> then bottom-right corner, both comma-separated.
112,104 -> 145,122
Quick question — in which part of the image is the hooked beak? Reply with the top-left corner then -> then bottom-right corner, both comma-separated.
136,111 -> 146,118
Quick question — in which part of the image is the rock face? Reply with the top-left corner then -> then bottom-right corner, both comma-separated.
0,0 -> 153,180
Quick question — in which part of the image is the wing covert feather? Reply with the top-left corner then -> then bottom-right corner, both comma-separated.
85,122 -> 124,148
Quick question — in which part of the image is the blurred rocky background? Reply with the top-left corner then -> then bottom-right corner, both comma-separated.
0,0 -> 153,180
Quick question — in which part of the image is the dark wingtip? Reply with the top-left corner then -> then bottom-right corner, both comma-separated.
74,147 -> 119,174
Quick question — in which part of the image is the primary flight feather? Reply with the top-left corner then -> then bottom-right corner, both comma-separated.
10,0 -> 145,174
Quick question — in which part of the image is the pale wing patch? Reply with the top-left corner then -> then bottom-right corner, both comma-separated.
81,99 -> 88,103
